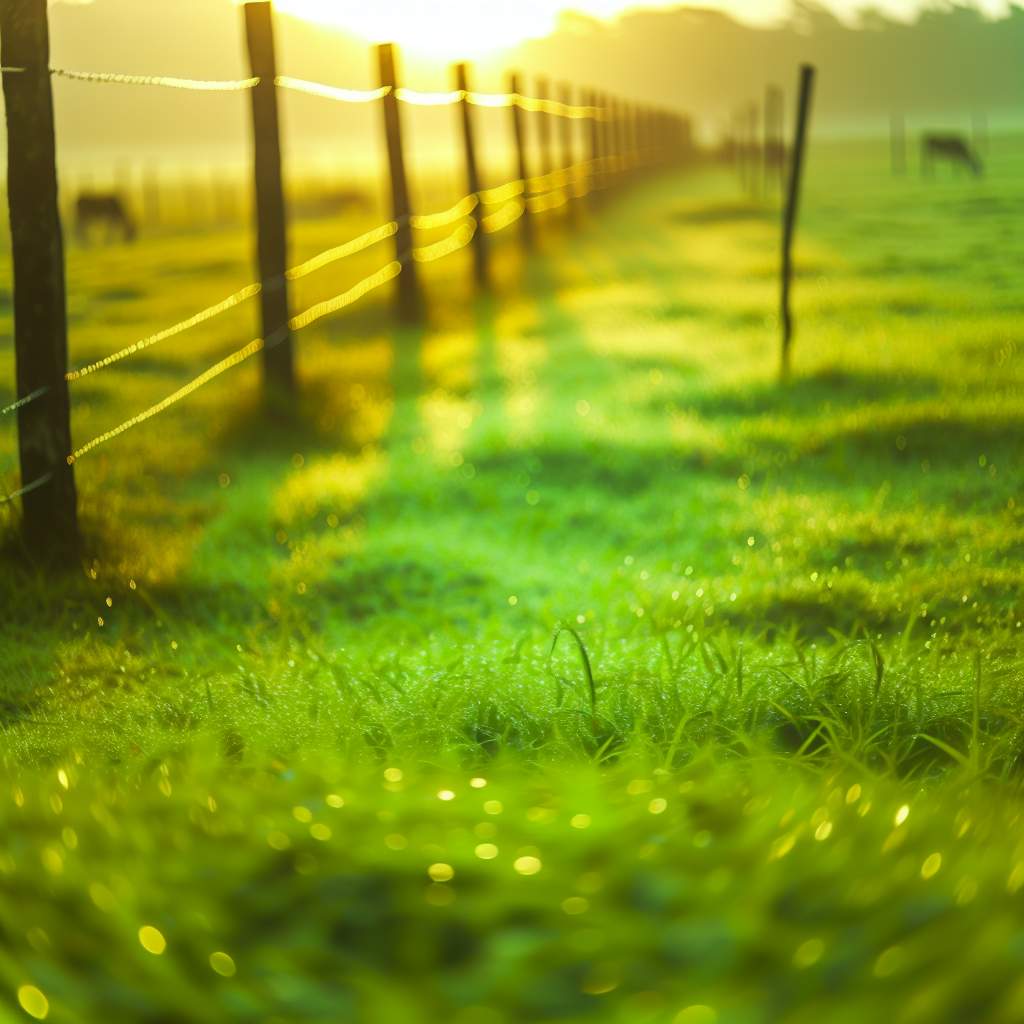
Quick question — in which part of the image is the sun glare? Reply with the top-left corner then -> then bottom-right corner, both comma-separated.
272,0 -> 566,59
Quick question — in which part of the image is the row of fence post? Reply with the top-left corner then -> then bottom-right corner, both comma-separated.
734,84 -> 788,198
1,0 -> 692,559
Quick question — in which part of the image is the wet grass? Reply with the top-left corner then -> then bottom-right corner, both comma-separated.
1,137 -> 1024,1021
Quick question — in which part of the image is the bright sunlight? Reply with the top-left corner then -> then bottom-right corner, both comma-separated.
271,0 -> 661,58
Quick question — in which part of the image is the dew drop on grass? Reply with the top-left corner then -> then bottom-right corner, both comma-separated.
138,925 -> 166,956
209,951 -> 236,977
514,855 -> 542,876
17,985 -> 49,1020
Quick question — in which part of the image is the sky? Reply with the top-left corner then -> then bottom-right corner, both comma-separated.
269,0 -> 1013,57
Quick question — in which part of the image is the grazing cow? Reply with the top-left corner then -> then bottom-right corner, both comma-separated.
75,193 -> 137,243
921,134 -> 983,178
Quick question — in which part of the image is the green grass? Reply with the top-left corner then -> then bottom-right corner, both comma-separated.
2,137 -> 1024,1021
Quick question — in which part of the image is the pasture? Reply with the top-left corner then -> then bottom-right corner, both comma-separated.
2,135 -> 1024,1022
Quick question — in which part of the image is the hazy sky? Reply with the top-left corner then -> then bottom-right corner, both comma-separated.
267,0 -> 1011,56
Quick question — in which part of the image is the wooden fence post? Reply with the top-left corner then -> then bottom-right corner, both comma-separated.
378,43 -> 420,321
536,76 -> 554,183
453,62 -> 488,287
1,0 -> 78,556
508,72 -> 533,247
558,82 -> 578,213
780,64 -> 816,380
243,1 -> 294,397
586,89 -> 601,197
765,85 -> 783,193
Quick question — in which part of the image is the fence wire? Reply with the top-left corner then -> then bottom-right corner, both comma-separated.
410,195 -> 478,231
276,76 -> 390,104
479,179 -> 527,206
411,220 -> 476,263
0,386 -> 49,418
67,335 -> 272,464
65,282 -> 262,382
36,64 -> 610,120
286,221 -> 398,281
0,471 -> 52,506
50,67 -> 259,91
289,261 -> 402,332
481,198 -> 526,235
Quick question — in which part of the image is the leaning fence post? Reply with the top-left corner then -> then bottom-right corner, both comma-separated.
508,72 -> 533,247
378,43 -> 420,321
453,62 -> 488,288
1,0 -> 78,556
243,1 -> 294,398
780,64 -> 816,380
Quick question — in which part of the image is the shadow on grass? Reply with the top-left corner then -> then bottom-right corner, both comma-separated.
686,367 -> 943,419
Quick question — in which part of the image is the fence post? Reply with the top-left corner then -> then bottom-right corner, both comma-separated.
453,62 -> 488,288
765,85 -> 783,193
508,72 -> 533,247
378,43 -> 420,321
1,0 -> 78,556
243,1 -> 294,398
780,64 -> 816,380
558,82 -> 578,211
536,76 -> 554,183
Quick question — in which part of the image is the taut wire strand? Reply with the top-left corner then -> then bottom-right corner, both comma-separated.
65,283 -> 262,382
276,76 -> 391,104
289,262 -> 402,332
0,472 -> 53,505
410,195 -> 478,231
411,220 -> 476,263
1,386 -> 49,417
68,337 -> 272,464
50,67 -> 259,91
286,222 -> 398,281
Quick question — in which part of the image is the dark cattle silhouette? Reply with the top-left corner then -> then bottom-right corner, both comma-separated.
922,134 -> 983,178
75,193 -> 137,243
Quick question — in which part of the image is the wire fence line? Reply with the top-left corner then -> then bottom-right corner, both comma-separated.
5,63 -> 612,118
0,385 -> 49,418
50,67 -> 260,92
1,3 -> 691,545
2,157 -> 614,432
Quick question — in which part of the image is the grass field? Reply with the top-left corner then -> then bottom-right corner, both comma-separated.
2,136 -> 1024,1022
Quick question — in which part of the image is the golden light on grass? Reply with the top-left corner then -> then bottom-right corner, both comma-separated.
209,952 -> 237,978
138,926 -> 167,956
17,985 -> 49,1020
428,862 -> 454,882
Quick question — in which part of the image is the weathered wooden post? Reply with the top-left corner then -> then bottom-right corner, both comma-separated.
508,71 -> 533,247
453,62 -> 488,287
536,76 -> 554,183
781,64 -> 816,380
244,1 -> 294,396
558,83 -> 575,172
558,82 -> 577,210
748,101 -> 761,198
378,43 -> 420,320
586,89 -> 601,197
765,85 -> 784,193
1,0 -> 78,556
595,92 -> 610,191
